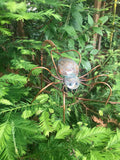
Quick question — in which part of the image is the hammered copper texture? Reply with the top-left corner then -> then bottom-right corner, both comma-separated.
58,57 -> 79,77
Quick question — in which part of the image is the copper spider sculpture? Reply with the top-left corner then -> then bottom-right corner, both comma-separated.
27,40 -> 112,122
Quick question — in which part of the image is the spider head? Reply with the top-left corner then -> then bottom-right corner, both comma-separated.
64,75 -> 80,90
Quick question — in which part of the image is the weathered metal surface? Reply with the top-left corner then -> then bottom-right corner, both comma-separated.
58,57 -> 79,77
58,57 -> 80,89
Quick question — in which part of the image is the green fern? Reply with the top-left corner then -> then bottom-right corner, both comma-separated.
0,74 -> 27,86
39,111 -> 53,136
106,129 -> 120,150
55,125 -> 72,139
75,127 -> 111,144
11,58 -> 38,71
0,113 -> 44,159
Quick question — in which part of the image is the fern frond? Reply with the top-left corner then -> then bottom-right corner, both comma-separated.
11,58 -> 38,71
106,129 -> 120,149
0,117 -> 15,160
35,94 -> 49,103
75,127 -> 111,144
6,1 -> 26,13
0,27 -> 11,36
0,74 -> 27,86
39,111 -> 53,136
7,9 -> 61,21
0,113 -> 43,159
0,82 -> 9,98
55,125 -> 72,139
0,98 -> 13,105
0,101 -> 44,115
0,121 -> 12,149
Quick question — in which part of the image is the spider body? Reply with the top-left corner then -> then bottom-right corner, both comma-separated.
58,57 -> 80,90
58,57 -> 79,77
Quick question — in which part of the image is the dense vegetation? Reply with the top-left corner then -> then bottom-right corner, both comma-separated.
0,0 -> 120,159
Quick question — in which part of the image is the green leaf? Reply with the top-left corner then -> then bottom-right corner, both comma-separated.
81,60 -> 91,71
21,110 -> 34,119
39,111 -> 53,136
6,2 -> 26,13
68,39 -> 75,49
55,125 -> 72,139
88,14 -> 94,26
99,110 -> 103,116
0,99 -> 13,106
0,74 -> 27,87
72,10 -> 83,31
85,45 -> 94,51
11,58 -> 38,73
98,16 -> 108,24
76,127 -> 110,144
35,94 -> 49,104
90,49 -> 99,55
0,27 -> 12,36
63,25 -> 78,39
93,27 -> 103,36
106,129 -> 120,149
0,121 -> 15,160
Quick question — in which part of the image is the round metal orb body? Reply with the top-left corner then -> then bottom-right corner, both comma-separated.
58,57 -> 80,90
58,57 -> 79,77
64,76 -> 80,90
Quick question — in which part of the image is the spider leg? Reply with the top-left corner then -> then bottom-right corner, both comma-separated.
40,40 -> 59,88
31,81 -> 62,103
79,65 -> 101,79
90,81 -> 112,105
63,89 -> 66,123
80,74 -> 109,82
51,50 -> 62,79
27,66 -> 63,85
27,66 -> 63,102
79,73 -> 112,105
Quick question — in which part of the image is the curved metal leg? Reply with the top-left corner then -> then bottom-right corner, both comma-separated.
31,81 -> 62,103
90,81 -> 112,105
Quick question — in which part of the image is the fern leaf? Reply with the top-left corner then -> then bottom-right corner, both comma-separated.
39,111 -> 53,136
11,58 -> 38,72
0,73 -> 27,86
76,127 -> 110,144
35,94 -> 49,104
0,98 -> 13,105
106,129 -> 120,149
0,121 -> 11,148
55,125 -> 72,139
0,82 -> 10,98
0,121 -> 15,160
